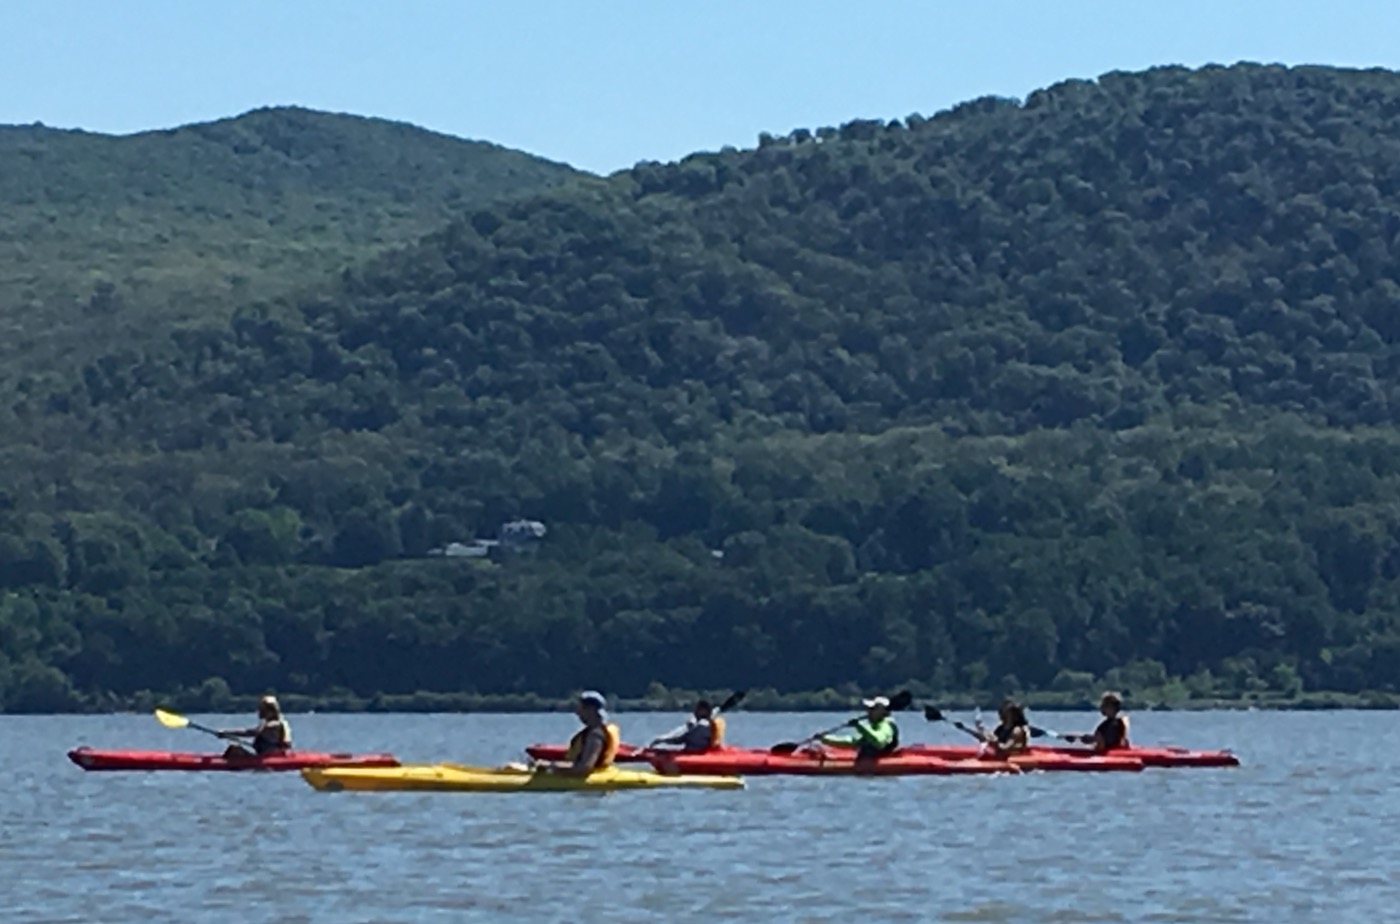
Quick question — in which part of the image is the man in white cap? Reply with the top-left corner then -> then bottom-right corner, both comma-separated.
545,690 -> 621,777
817,695 -> 898,759
218,694 -> 292,758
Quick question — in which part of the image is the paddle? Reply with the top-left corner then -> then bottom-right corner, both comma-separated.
923,705 -> 981,741
769,690 -> 914,755
716,689 -> 746,715
154,707 -> 227,740
924,705 -> 1085,744
1030,724 -> 1084,743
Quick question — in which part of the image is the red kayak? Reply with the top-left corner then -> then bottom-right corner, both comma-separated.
526,741 -> 1232,769
899,744 -> 1239,769
647,750 -> 1016,776
645,748 -> 1143,776
67,747 -> 400,772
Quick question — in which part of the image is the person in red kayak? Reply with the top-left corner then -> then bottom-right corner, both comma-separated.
647,699 -> 726,752
218,695 -> 292,758
541,690 -> 620,777
1068,691 -> 1131,752
814,696 -> 899,760
979,699 -> 1030,756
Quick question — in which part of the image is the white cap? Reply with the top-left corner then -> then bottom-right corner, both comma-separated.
862,696 -> 891,709
260,695 -> 281,711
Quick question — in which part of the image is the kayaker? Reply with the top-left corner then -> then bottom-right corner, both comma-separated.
980,699 -> 1030,755
815,696 -> 899,759
648,699 -> 726,752
217,695 -> 292,758
1072,691 -> 1131,752
546,690 -> 621,777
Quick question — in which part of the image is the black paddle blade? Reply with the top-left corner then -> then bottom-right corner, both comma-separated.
950,720 -> 983,741
890,690 -> 914,711
769,742 -> 801,755
720,690 -> 746,713
923,705 -> 945,722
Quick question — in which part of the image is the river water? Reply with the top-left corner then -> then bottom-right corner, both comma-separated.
2,710 -> 1395,922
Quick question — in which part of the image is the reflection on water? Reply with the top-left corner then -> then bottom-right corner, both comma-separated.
3,711 -> 1398,923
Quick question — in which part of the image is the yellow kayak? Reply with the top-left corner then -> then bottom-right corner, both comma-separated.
300,762 -> 745,793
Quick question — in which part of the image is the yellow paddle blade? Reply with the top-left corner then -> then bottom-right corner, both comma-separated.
154,708 -> 190,729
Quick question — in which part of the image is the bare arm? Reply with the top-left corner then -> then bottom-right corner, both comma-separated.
555,731 -> 604,777
649,722 -> 692,747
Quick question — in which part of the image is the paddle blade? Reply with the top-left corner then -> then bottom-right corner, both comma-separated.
890,690 -> 914,711
154,708 -> 190,730
719,690 -> 746,713
951,720 -> 984,741
769,742 -> 801,755
923,706 -> 945,722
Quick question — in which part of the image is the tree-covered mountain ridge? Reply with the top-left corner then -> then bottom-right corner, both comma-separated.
43,63 -> 1400,444
7,63 -> 1400,711
0,106 -> 583,373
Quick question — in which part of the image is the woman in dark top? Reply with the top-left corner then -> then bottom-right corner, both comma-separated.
980,699 -> 1030,755
1083,691 -> 1130,752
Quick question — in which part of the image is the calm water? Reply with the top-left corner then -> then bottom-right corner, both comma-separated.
2,710 -> 1396,923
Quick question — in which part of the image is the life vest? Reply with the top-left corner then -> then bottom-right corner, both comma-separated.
253,717 -> 291,754
709,715 -> 727,749
1095,715 -> 1130,750
600,722 -> 620,767
565,722 -> 622,770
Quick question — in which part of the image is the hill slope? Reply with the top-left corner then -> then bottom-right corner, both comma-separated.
0,106 -> 583,370
7,64 -> 1400,710
68,63 -> 1400,442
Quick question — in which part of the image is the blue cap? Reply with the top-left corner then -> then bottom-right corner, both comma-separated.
579,690 -> 607,709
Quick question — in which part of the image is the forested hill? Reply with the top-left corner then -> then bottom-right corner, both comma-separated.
7,63 -> 1400,712
0,107 -> 583,372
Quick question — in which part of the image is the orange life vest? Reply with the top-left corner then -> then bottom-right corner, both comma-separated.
565,722 -> 622,770
709,715 -> 727,749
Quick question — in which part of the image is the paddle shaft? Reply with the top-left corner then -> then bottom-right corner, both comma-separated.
767,721 -> 853,756
928,708 -> 1078,744
772,690 -> 913,754
159,712 -> 227,739
174,714 -> 241,741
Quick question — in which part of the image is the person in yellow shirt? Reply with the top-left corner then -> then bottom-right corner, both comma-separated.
816,696 -> 899,759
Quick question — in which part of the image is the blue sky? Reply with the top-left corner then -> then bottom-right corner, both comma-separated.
4,1 -> 1399,174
